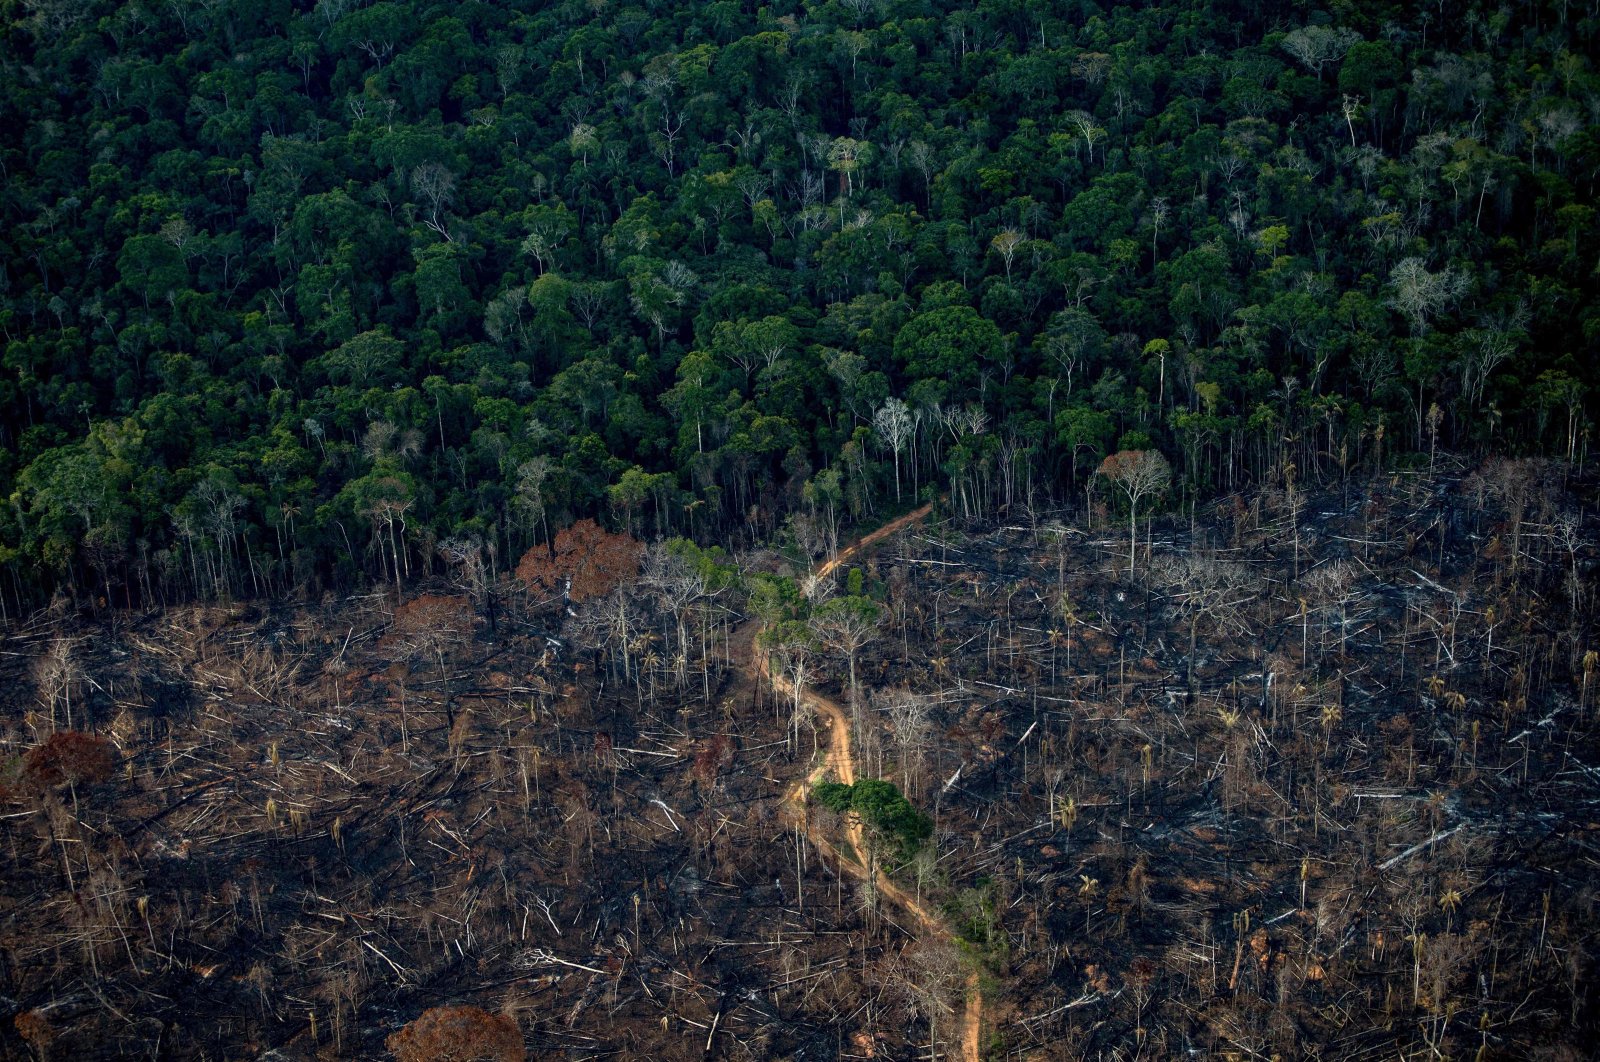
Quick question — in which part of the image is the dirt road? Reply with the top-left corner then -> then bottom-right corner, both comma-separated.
754,504 -> 984,1061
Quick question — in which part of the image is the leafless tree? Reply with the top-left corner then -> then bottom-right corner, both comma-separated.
1388,257 -> 1468,336
838,0 -> 880,27
1149,195 -> 1169,268
1280,25 -> 1360,80
813,597 -> 881,757
33,636 -> 81,731
887,939 -> 965,1060
409,161 -> 457,242
880,687 -> 933,798
493,45 -> 524,100
734,169 -> 769,208
1299,559 -> 1360,662
640,543 -> 706,691
1459,301 -> 1529,412
361,481 -> 413,594
437,535 -> 491,609
1469,457 -> 1552,577
907,140 -> 937,203
766,628 -> 815,753
1156,554 -> 1256,691
511,457 -> 550,547
874,397 -> 915,501
567,281 -> 609,332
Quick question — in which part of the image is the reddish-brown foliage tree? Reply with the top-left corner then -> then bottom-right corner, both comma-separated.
386,1004 -> 524,1062
14,1009 -> 56,1054
692,734 -> 735,786
515,519 -> 643,603
22,731 -> 116,790
389,593 -> 477,729
1095,449 -> 1171,572
392,593 -> 475,640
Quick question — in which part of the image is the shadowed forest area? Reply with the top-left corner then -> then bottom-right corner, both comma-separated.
2,457 -> 1596,1059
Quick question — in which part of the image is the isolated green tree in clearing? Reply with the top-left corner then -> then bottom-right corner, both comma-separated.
813,778 -> 931,864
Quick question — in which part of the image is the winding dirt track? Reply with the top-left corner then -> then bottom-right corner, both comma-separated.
753,504 -> 984,1061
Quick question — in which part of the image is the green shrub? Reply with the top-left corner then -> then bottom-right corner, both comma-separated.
808,778 -> 932,863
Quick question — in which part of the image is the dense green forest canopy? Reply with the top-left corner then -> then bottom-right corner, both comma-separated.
1,0 -> 1595,608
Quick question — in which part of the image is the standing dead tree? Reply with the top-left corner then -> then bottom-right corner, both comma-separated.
880,687 -> 934,799
1299,560 -> 1360,664
874,397 -> 915,502
1155,554 -> 1256,693
812,595 -> 882,756
1468,457 -> 1554,582
886,939 -> 966,1061
639,543 -> 703,693
761,620 -> 819,753
32,636 -> 83,732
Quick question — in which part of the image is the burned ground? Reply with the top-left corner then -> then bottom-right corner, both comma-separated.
0,573 -> 929,1059
2,459 -> 1597,1060
840,460 -> 1600,1059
